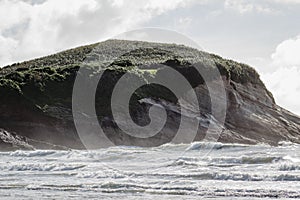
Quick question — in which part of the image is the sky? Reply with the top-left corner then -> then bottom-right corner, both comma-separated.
1,0 -> 300,114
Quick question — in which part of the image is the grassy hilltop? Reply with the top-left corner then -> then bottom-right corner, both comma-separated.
0,40 -> 299,150
0,39 -> 270,110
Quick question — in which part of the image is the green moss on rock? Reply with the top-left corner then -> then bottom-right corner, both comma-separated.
0,39 -> 274,117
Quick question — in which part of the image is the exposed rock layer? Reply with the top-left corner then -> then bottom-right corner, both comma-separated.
0,40 -> 299,150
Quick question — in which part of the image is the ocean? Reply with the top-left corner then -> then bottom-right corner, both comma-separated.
0,142 -> 299,199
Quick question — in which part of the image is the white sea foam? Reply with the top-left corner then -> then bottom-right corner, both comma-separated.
0,142 -> 299,199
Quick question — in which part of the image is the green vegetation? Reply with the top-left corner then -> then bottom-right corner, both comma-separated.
0,39 -> 264,85
140,69 -> 158,76
0,39 -> 273,118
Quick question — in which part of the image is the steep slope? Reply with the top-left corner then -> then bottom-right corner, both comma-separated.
0,39 -> 299,150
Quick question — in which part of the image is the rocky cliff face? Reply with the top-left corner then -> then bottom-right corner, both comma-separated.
0,39 -> 299,150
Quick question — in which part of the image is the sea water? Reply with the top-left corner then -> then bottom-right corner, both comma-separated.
0,142 -> 299,199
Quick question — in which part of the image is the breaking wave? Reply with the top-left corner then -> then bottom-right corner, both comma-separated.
0,142 -> 299,199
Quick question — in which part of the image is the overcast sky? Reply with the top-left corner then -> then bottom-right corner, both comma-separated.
1,0 -> 300,114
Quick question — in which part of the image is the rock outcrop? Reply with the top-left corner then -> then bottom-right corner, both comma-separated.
0,129 -> 34,151
0,39 -> 300,150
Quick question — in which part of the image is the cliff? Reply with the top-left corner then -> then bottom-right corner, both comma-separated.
0,39 -> 300,150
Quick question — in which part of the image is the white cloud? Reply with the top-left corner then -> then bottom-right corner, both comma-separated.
0,0 -> 99,66
174,17 -> 192,32
0,0 -> 196,66
261,35 -> 300,115
224,0 -> 273,14
0,0 -> 32,31
271,36 -> 300,68
262,67 -> 300,115
224,0 -> 300,15
0,35 -> 18,66
271,0 -> 300,4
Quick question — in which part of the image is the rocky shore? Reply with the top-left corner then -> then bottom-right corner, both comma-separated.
1,39 -> 300,150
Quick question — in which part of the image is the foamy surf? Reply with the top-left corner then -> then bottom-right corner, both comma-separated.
0,142 -> 299,199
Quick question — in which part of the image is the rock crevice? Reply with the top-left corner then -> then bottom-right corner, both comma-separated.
0,39 -> 299,150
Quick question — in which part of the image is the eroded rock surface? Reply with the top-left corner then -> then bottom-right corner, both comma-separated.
1,39 -> 300,150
